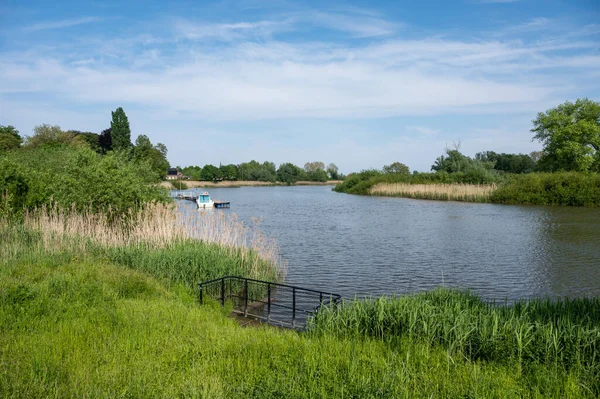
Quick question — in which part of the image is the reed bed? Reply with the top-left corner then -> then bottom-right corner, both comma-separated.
5,202 -> 284,287
311,289 -> 600,395
370,182 -> 497,202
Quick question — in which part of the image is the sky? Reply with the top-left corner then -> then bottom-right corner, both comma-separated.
1,0 -> 599,173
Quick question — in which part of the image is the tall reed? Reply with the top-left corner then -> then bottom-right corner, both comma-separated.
10,202 -> 285,287
370,182 -> 497,202
311,289 -> 600,394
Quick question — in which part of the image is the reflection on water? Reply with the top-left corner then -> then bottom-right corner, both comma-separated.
174,186 -> 600,301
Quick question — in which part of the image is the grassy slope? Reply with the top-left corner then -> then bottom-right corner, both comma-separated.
0,228 -> 596,398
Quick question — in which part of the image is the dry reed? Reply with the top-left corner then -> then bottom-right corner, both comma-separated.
370,183 -> 497,202
20,202 -> 285,276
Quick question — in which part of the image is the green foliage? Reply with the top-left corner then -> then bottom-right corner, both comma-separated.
98,128 -> 112,153
133,134 -> 170,179
24,124 -> 87,149
312,290 -> 600,396
68,130 -> 102,153
333,169 -> 385,194
1,227 -> 596,397
491,172 -> 600,206
110,107 -> 132,151
0,145 -> 170,215
383,161 -> 410,175
200,164 -> 222,181
532,98 -> 600,172
277,162 -> 305,184
326,163 -> 339,179
220,164 -> 238,180
476,151 -> 536,174
238,160 -> 277,182
0,159 -> 28,220
0,125 -> 23,153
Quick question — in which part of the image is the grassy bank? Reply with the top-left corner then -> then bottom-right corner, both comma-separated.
2,208 -> 599,397
312,291 -> 600,396
163,180 -> 343,189
334,171 -> 600,206
3,223 -> 599,397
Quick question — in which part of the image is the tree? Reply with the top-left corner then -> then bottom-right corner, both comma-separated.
110,107 -> 131,151
304,161 -> 325,173
25,124 -> 86,148
0,125 -> 23,153
326,163 -> 339,180
220,164 -> 238,180
475,151 -> 535,174
277,163 -> 304,184
200,164 -> 222,181
383,162 -> 410,175
99,128 -> 112,153
68,130 -> 101,153
532,98 -> 600,172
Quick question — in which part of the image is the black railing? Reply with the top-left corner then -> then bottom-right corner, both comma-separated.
199,276 -> 341,330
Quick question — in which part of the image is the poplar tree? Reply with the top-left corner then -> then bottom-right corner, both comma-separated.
110,107 -> 131,151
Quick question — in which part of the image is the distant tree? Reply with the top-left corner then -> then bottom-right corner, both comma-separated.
0,125 -> 23,153
277,163 -> 304,184
304,161 -> 326,173
326,163 -> 339,180
110,107 -> 132,151
475,151 -> 535,174
180,165 -> 202,180
532,98 -> 600,172
529,151 -> 543,164
200,164 -> 222,181
431,143 -> 472,173
68,130 -> 101,153
99,128 -> 112,153
25,124 -> 86,148
305,169 -> 328,182
220,164 -> 238,180
383,162 -> 410,175
133,135 -> 170,179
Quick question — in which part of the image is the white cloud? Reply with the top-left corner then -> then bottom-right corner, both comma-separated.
24,17 -> 100,32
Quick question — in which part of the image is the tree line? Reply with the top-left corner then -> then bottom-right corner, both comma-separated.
179,161 -> 340,184
0,107 -> 170,180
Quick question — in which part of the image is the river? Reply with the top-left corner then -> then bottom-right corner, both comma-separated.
175,186 -> 600,301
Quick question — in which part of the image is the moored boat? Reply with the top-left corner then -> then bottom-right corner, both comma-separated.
196,192 -> 215,209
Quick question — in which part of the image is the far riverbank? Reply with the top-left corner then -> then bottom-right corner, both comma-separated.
162,180 -> 342,189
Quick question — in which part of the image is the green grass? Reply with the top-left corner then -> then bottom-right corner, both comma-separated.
1,224 -> 598,397
311,291 -> 600,396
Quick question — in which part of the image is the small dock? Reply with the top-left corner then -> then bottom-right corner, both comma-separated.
175,193 -> 198,201
214,201 -> 230,209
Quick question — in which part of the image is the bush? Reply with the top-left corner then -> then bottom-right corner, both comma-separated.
491,172 -> 600,206
0,145 -> 171,216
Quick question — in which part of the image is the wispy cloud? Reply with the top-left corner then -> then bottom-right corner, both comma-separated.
24,16 -> 100,32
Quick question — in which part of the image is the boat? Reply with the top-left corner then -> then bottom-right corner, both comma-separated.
196,192 -> 215,209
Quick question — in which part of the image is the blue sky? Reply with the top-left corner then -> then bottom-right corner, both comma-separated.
1,0 -> 599,172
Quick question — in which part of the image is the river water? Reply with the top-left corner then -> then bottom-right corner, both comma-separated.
175,186 -> 600,301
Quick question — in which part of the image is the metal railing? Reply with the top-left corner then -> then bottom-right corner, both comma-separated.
199,276 -> 341,330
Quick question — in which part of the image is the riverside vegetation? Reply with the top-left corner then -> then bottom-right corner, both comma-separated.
335,99 -> 600,206
2,109 -> 600,397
